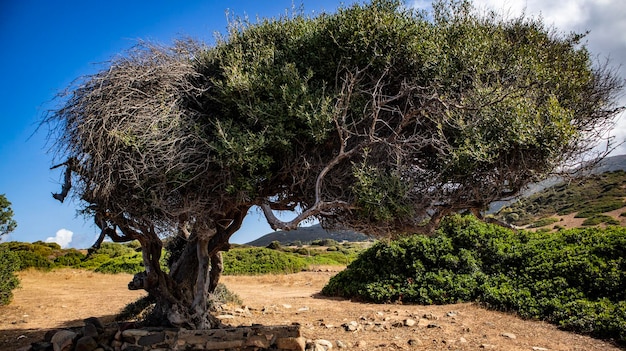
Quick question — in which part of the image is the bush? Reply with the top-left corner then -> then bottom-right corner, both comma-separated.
322,215 -> 626,344
223,248 -> 307,275
582,215 -> 620,226
95,252 -> 144,274
528,217 -> 559,228
0,247 -> 20,305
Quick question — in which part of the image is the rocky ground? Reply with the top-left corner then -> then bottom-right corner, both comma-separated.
0,268 -> 623,351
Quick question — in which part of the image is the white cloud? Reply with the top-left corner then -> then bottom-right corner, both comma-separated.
46,228 -> 73,249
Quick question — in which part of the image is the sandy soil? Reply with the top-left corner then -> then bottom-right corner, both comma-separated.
0,268 -> 622,351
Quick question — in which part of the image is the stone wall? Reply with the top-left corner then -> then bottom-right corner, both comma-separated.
23,317 -> 306,351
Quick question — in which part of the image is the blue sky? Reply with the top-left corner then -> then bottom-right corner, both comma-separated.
1,0 -> 625,248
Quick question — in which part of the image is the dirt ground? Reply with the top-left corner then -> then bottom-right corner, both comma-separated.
0,268 -> 623,351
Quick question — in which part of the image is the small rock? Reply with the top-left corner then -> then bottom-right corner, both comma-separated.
459,337 -> 468,343
426,323 -> 441,329
343,321 -> 359,332
480,344 -> 496,349
408,339 -> 423,346
51,330 -> 77,351
298,306 -> 310,312
423,313 -> 438,320
404,318 -> 417,327
83,317 -> 104,331
446,311 -> 458,317
216,314 -> 235,319
74,336 -> 98,351
282,304 -> 292,309
336,340 -> 347,348
82,323 -> 99,338
501,332 -> 517,339
355,340 -> 367,348
532,347 -> 549,351
314,339 -> 333,350
17,335 -> 27,340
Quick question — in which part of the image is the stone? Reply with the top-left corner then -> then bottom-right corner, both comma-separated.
446,311 -> 458,317
137,332 -> 165,346
84,317 -> 104,331
31,342 -> 53,351
480,344 -> 496,349
205,340 -> 244,350
343,321 -> 359,332
404,318 -> 417,327
245,335 -> 271,348
408,339 -> 423,346
336,340 -> 347,348
275,336 -> 306,351
532,347 -> 549,351
51,330 -> 77,351
74,336 -> 98,351
315,339 -> 333,349
459,337 -> 468,343
426,323 -> 441,329
82,323 -> 99,338
501,332 -> 517,339
44,330 -> 62,342
121,329 -> 150,338
216,314 -> 235,319
423,313 -> 438,320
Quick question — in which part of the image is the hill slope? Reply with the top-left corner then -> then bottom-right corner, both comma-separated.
495,169 -> 626,228
245,224 -> 370,247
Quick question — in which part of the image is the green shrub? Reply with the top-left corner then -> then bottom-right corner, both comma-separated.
0,247 -> 20,305
54,250 -> 86,267
574,199 -> 625,218
528,217 -> 559,228
94,252 -> 144,274
582,215 -> 620,226
322,215 -> 626,344
94,242 -> 138,258
223,248 -> 307,275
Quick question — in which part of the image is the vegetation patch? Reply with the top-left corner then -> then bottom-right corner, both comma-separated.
527,217 -> 560,228
322,215 -> 626,344
497,170 -> 626,226
0,247 -> 20,305
581,215 -> 620,226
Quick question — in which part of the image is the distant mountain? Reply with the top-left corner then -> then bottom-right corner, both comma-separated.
245,224 -> 370,247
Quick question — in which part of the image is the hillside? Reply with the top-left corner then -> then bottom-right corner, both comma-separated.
245,224 -> 370,247
495,169 -> 626,228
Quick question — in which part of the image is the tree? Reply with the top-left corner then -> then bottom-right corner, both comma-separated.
44,0 -> 623,329
0,194 -> 17,237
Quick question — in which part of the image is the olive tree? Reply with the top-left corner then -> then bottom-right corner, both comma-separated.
45,0 -> 623,328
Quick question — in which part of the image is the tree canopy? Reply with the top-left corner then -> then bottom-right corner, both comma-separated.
45,0 -> 623,328
0,194 -> 17,237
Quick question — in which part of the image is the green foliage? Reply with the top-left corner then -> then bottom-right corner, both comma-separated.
223,247 -> 307,275
0,194 -> 17,236
94,252 -> 144,274
528,217 -> 560,228
0,247 -> 20,305
581,215 -> 620,226
266,240 -> 282,250
94,242 -> 140,258
323,215 -> 626,344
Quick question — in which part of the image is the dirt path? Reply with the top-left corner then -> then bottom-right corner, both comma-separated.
0,269 -> 622,350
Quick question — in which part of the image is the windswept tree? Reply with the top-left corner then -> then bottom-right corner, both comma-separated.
45,0 -> 623,329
